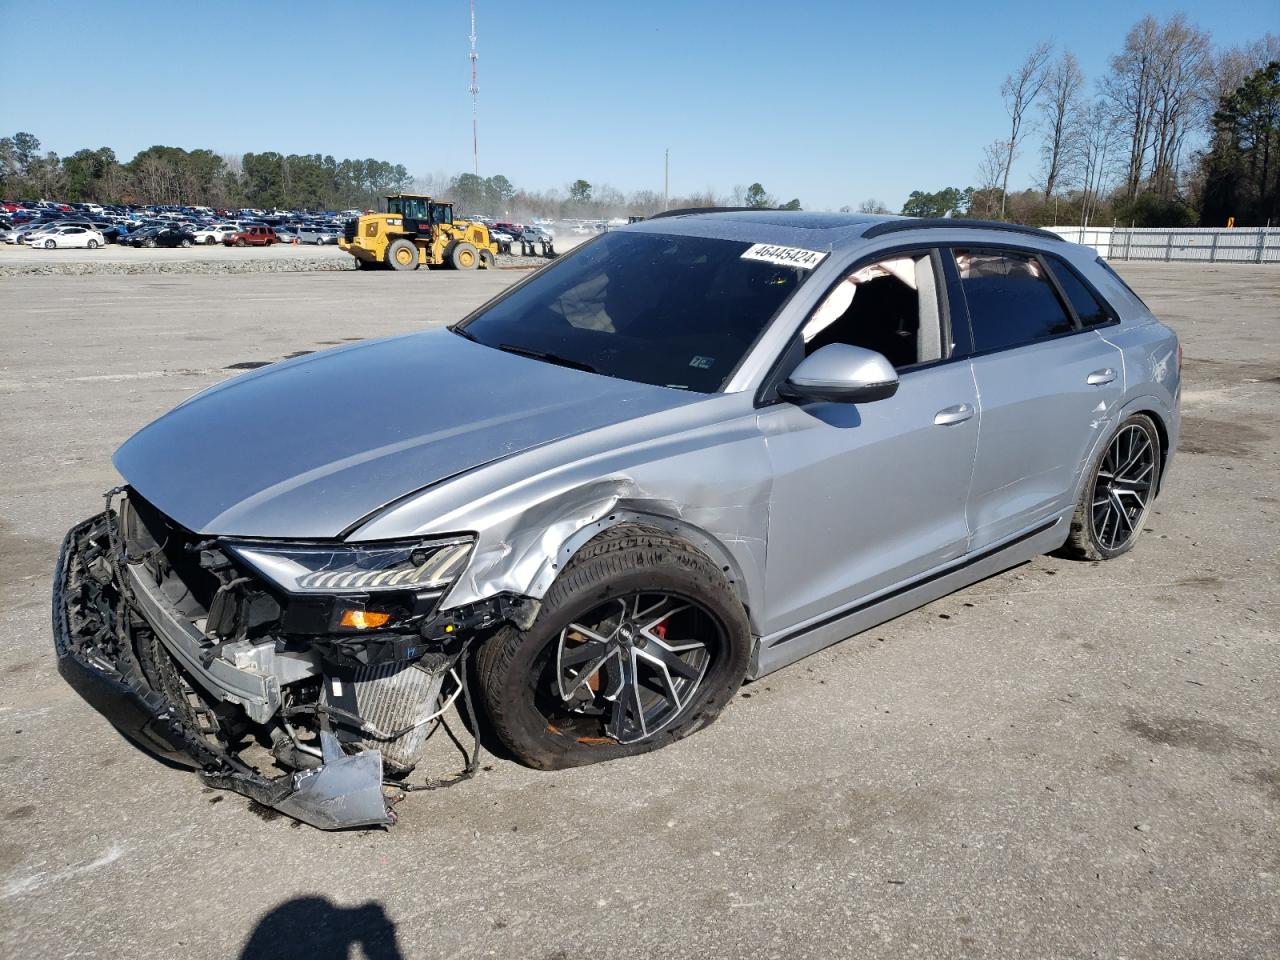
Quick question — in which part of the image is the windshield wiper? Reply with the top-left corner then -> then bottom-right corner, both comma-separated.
450,325 -> 478,342
496,343 -> 599,374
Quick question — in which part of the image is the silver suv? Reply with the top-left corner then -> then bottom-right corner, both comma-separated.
293,224 -> 338,245
53,211 -> 1180,828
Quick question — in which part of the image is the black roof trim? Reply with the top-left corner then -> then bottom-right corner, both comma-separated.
862,218 -> 1063,241
648,206 -> 766,219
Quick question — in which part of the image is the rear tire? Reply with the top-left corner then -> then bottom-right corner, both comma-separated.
180,238 -> 192,247
87,239 -> 98,249
1062,413 -> 1161,560
477,524 -> 751,770
449,241 -> 479,270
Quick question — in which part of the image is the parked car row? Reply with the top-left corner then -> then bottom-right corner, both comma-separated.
1,198 -> 346,251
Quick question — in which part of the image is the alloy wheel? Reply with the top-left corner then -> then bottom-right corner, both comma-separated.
546,592 -> 717,744
1092,424 -> 1155,551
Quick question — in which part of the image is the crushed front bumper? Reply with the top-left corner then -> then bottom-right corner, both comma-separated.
52,511 -> 394,829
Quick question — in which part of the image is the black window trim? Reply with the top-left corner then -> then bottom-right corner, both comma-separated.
754,243 -> 962,408
943,242 -> 1105,361
1042,251 -> 1121,331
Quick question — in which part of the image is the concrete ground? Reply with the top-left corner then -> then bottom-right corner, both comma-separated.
0,264 -> 1276,959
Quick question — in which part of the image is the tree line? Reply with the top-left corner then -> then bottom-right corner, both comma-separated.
0,132 -> 806,221
890,18 -> 1278,228
0,135 -> 415,211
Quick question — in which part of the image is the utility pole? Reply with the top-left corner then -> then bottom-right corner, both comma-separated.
469,0 -> 479,176
663,148 -> 669,211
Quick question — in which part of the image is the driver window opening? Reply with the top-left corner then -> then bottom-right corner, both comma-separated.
801,252 -> 943,369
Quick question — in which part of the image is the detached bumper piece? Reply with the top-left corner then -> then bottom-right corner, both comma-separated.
53,512 -> 395,830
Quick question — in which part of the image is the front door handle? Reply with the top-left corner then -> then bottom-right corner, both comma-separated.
1087,368 -> 1117,386
934,402 -> 975,426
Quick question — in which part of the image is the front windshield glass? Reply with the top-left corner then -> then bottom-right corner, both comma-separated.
457,231 -> 810,392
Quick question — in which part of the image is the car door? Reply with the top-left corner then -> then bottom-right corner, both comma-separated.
950,246 -> 1124,551
757,248 -> 980,636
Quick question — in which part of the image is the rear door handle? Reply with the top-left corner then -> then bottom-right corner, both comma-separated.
1087,368 -> 1117,385
934,402 -> 975,426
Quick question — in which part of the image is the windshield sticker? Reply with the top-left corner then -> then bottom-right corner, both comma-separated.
741,243 -> 828,270
689,355 -> 715,369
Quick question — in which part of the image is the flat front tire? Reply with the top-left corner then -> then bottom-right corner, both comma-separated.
477,524 -> 751,770
1062,413 -> 1162,560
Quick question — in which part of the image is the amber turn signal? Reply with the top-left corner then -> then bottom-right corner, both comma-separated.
339,609 -> 392,630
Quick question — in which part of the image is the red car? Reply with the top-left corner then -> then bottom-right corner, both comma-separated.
224,225 -> 278,247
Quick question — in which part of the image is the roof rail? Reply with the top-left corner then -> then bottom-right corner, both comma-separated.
861,218 -> 1063,241
648,206 -> 767,220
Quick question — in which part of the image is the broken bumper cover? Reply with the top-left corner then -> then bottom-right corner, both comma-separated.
52,512 -> 394,830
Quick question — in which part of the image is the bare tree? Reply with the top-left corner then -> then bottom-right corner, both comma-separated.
1204,34 -> 1280,119
1104,16 -> 1160,201
1104,15 -> 1211,201
999,41 -> 1053,217
1040,50 -> 1085,199
1147,16 -> 1211,198
1077,98 -> 1124,226
973,140 -> 1009,218
856,198 -> 892,214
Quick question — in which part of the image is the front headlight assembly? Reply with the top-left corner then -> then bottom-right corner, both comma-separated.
227,537 -> 474,596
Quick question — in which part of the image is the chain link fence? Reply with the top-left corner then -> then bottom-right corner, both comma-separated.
1046,226 -> 1279,263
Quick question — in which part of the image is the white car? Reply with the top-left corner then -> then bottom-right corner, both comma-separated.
34,226 -> 106,249
193,225 -> 238,245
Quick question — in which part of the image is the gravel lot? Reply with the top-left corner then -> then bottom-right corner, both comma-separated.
0,237 -> 579,276
0,263 -> 1276,959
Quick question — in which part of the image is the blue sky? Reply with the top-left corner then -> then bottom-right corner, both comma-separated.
1,0 -> 1276,210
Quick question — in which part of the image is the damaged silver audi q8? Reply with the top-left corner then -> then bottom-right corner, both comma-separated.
53,212 -> 1180,828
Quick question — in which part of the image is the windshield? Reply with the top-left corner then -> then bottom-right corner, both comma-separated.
457,231 -> 810,392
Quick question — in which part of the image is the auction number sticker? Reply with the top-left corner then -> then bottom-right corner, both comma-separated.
740,243 -> 828,270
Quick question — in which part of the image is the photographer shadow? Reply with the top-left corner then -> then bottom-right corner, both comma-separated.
239,896 -> 404,960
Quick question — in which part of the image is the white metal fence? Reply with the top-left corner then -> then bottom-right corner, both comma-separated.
1045,226 -> 1280,263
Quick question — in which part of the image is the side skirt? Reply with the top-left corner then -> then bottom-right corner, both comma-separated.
748,514 -> 1070,680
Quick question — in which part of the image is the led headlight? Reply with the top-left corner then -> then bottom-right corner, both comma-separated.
227,538 -> 473,595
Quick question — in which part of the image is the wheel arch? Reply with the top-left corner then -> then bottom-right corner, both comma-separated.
547,510 -> 754,619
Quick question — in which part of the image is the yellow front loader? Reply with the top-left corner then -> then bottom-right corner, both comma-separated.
339,193 -> 498,271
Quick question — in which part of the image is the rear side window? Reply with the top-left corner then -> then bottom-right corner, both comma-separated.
1095,257 -> 1149,308
1046,255 -> 1113,327
953,250 -> 1075,353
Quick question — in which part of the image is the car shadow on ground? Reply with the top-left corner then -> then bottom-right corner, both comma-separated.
239,896 -> 404,960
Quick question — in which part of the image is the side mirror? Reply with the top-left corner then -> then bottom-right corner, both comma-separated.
778,343 -> 899,404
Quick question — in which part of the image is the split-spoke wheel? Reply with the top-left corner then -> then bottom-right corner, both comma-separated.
1065,413 -> 1162,560
553,592 -> 713,744
477,525 -> 750,769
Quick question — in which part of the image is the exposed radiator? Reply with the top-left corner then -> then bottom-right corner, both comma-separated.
322,661 -> 446,774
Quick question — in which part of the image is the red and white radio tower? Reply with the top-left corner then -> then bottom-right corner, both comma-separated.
469,0 -> 479,176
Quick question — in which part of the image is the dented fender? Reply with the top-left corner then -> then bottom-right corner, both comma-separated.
348,395 -> 772,632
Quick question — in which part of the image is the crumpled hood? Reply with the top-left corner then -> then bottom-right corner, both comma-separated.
114,329 -> 700,538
